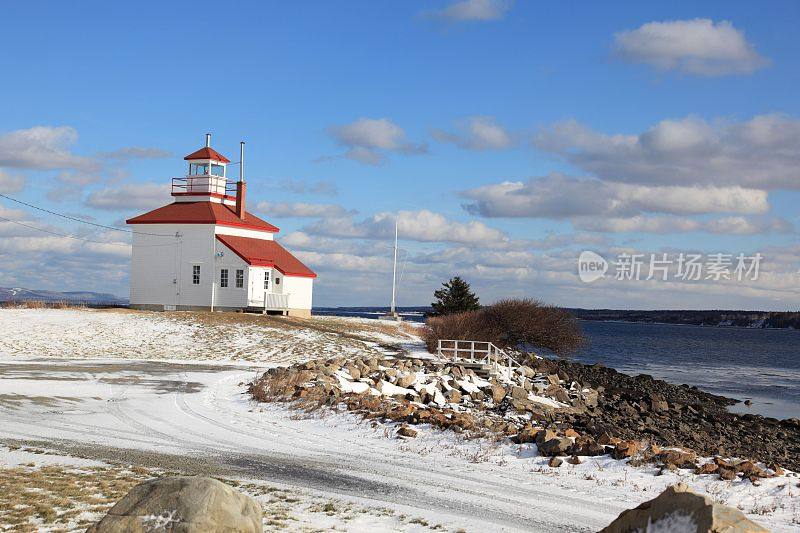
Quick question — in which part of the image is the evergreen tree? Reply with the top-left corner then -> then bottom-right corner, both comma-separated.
430,276 -> 480,316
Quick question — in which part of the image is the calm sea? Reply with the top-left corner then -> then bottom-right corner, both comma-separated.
571,321 -> 800,420
316,309 -> 800,420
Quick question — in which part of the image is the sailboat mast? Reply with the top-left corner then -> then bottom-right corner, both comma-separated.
390,217 -> 398,315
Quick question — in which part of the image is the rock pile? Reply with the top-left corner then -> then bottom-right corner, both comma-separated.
249,354 -> 794,479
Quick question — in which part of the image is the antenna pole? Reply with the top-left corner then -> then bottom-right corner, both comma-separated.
239,141 -> 245,182
390,216 -> 398,316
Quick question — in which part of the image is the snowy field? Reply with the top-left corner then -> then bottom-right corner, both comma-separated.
0,308 -> 420,363
0,308 -> 797,531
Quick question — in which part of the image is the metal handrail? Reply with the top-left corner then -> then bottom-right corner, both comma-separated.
171,176 -> 237,196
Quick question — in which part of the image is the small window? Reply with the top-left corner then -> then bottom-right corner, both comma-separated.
220,269 -> 228,288
210,164 -> 225,177
235,270 -> 244,288
264,271 -> 270,291
189,163 -> 209,176
275,277 -> 280,285
192,265 -> 200,285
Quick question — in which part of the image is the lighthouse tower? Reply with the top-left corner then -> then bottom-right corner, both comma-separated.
126,135 -> 316,316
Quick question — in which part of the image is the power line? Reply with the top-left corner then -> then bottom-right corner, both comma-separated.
0,216 -> 179,248
0,193 -> 174,237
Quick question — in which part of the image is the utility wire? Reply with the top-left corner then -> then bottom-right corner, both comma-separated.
0,193 -> 175,237
0,216 -> 179,248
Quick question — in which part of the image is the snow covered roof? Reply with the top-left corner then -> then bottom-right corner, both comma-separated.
126,201 -> 279,233
216,235 -> 316,278
183,146 -> 231,163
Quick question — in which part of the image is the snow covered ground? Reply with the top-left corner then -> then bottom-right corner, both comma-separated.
0,308 -> 417,363
0,308 -> 797,531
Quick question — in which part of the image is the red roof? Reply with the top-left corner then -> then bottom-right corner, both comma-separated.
216,235 -> 316,278
184,146 -> 231,163
126,201 -> 279,233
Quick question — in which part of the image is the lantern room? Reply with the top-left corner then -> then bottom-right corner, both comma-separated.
172,133 -> 235,204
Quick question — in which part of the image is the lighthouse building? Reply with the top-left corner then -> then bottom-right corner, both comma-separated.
126,136 -> 315,316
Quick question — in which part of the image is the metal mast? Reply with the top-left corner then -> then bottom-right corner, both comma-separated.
390,217 -> 398,317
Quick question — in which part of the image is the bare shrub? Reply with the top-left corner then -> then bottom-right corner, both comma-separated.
422,298 -> 583,357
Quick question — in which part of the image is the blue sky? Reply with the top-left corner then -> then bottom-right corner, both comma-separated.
1,0 -> 800,309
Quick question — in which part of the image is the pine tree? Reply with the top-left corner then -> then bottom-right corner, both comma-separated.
430,276 -> 480,316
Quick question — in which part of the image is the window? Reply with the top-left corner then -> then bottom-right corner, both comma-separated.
264,271 -> 270,291
210,164 -> 225,177
192,265 -> 200,285
275,277 -> 280,285
189,163 -> 209,176
235,270 -> 244,288
220,269 -> 228,288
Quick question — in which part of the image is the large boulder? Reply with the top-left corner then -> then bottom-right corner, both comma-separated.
88,476 -> 263,533
600,483 -> 769,533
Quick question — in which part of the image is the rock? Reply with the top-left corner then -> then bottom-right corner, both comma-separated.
491,385 -> 507,403
656,449 -> 697,469
567,455 -> 582,465
539,437 -> 572,456
512,426 -> 540,444
548,456 -> 563,467
600,483 -> 769,533
87,476 -> 262,533
397,374 -> 416,389
470,390 -> 485,402
344,365 -> 361,380
544,384 -> 569,403
564,428 -> 579,438
612,440 -> 640,460
511,386 -> 528,401
445,390 -> 462,404
397,424 -> 418,438
582,389 -> 598,408
520,365 -> 535,378
718,467 -> 737,481
547,374 -> 560,385
695,462 -> 719,475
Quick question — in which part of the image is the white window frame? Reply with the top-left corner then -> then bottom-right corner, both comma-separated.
235,269 -> 244,289
220,268 -> 228,288
192,264 -> 201,285
264,270 -> 270,291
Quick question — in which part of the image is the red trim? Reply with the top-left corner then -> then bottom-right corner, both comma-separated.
215,235 -> 317,278
171,192 -> 237,201
129,219 -> 277,233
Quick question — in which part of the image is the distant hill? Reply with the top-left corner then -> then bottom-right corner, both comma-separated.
0,287 -> 128,305
567,308 -> 800,329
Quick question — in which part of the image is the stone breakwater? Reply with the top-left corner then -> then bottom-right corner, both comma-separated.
248,354 -> 799,479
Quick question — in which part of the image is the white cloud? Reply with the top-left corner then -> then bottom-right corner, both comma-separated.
535,115 -> 800,189
85,183 -> 169,211
0,170 -> 25,193
274,178 -> 338,196
256,201 -> 352,218
573,215 -> 792,235
0,126 -> 97,171
432,117 -> 513,150
304,209 -> 507,244
326,118 -> 427,165
463,174 -> 769,218
613,19 -> 768,76
426,0 -> 513,22
100,147 -> 171,161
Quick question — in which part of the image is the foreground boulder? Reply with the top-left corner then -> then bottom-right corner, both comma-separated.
88,476 -> 263,533
601,483 -> 768,533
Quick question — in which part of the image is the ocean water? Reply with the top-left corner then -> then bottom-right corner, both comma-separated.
570,321 -> 800,420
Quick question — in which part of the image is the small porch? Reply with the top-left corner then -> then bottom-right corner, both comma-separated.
246,292 -> 290,314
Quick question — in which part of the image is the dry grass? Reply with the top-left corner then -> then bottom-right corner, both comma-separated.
0,464 -> 151,532
423,298 -> 584,356
0,300 -> 87,310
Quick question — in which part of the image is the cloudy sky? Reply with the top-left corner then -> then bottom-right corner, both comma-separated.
2,1 -> 800,310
